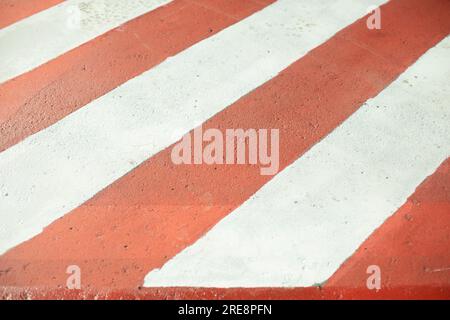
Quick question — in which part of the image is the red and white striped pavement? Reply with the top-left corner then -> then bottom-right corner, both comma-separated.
0,0 -> 449,299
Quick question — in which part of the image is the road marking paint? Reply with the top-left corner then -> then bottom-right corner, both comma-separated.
0,0 -> 273,152
0,0 -> 172,84
0,0 -> 387,256
144,37 -> 450,287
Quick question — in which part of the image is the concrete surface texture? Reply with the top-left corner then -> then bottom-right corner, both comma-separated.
0,0 -> 449,299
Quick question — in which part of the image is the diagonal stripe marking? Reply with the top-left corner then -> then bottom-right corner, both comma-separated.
144,36 -> 450,287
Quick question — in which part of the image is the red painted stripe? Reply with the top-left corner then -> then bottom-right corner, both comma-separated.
3,160 -> 449,300
0,0 -> 274,152
0,0 -> 449,292
326,158 -> 450,289
0,0 -> 63,29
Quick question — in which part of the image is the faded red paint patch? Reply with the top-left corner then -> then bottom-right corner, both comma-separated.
326,159 -> 450,289
0,0 -> 63,29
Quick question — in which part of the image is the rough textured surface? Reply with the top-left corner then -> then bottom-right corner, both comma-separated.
0,0 -> 386,257
0,0 -> 274,152
0,0 -> 64,29
1,286 -> 449,300
143,37 -> 450,287
0,0 -> 449,299
0,0 -> 172,83
327,159 -> 450,288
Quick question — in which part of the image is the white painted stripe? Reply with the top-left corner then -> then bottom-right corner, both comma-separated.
144,37 -> 450,288
0,0 -> 171,84
0,0 -> 386,255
